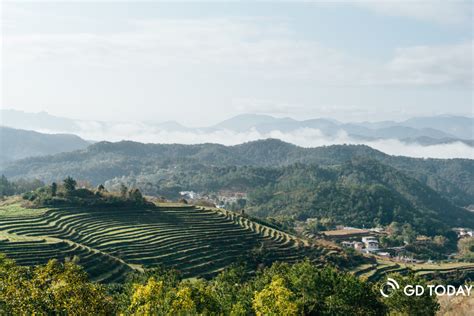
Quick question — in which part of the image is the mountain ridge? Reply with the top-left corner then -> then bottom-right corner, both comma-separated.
2,138 -> 472,208
0,126 -> 90,165
2,110 -> 472,146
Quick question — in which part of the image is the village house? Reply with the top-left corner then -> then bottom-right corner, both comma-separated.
353,242 -> 364,251
453,228 -> 473,238
362,236 -> 379,252
179,191 -> 198,200
341,241 -> 355,248
340,236 -> 380,253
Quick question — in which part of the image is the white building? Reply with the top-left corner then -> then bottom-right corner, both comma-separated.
454,228 -> 473,238
362,236 -> 379,251
179,191 -> 197,200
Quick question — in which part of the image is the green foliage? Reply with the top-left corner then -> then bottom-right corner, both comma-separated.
22,177 -> 149,208
458,237 -> 474,261
100,159 -> 474,235
0,254 -> 445,315
382,224 -> 458,260
63,176 -> 77,194
120,183 -> 128,198
128,277 -> 171,315
129,188 -> 144,203
250,260 -> 386,315
0,256 -> 115,315
0,174 -> 44,197
51,182 -> 57,196
121,260 -> 389,315
252,276 -> 299,316
403,235 -> 457,260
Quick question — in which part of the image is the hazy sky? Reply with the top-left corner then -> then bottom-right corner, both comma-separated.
2,1 -> 473,126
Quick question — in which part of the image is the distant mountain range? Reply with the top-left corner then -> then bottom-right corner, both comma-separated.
1,109 -> 472,147
0,126 -> 90,165
211,113 -> 473,143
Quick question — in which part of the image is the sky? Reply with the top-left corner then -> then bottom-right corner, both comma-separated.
1,1 -> 473,126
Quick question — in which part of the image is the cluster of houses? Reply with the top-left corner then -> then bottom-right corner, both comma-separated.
179,190 -> 247,208
179,191 -> 199,200
453,228 -> 473,238
341,236 -> 386,254
320,227 -> 395,257
214,191 -> 247,208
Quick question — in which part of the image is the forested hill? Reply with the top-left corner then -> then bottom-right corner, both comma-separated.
0,126 -> 90,165
2,139 -> 473,207
102,159 -> 474,235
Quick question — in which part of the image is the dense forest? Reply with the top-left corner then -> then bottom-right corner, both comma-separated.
101,159 -> 474,236
2,139 -> 473,207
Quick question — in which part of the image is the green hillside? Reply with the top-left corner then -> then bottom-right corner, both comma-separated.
2,139 -> 472,207
0,202 -> 333,283
104,159 -> 474,235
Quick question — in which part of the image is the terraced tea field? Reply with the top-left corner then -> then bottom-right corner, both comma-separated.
0,203 -> 322,283
351,259 -> 474,282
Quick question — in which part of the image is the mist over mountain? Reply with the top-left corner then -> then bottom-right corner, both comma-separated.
1,109 -> 472,159
401,116 -> 473,140
1,109 -> 80,133
0,126 -> 90,165
210,114 -> 469,141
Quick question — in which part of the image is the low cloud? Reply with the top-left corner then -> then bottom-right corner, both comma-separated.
37,123 -> 474,159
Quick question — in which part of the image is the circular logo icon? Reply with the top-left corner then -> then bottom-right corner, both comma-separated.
380,277 -> 400,298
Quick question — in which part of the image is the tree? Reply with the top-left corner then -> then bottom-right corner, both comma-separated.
0,175 -> 15,197
170,286 -> 196,314
207,265 -> 249,314
433,235 -> 447,247
251,261 -> 385,315
128,277 -> 169,315
51,182 -> 57,197
120,184 -> 128,198
129,188 -> 144,204
402,224 -> 416,244
0,258 -> 115,315
63,176 -> 77,194
458,237 -> 474,260
252,276 -> 299,316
